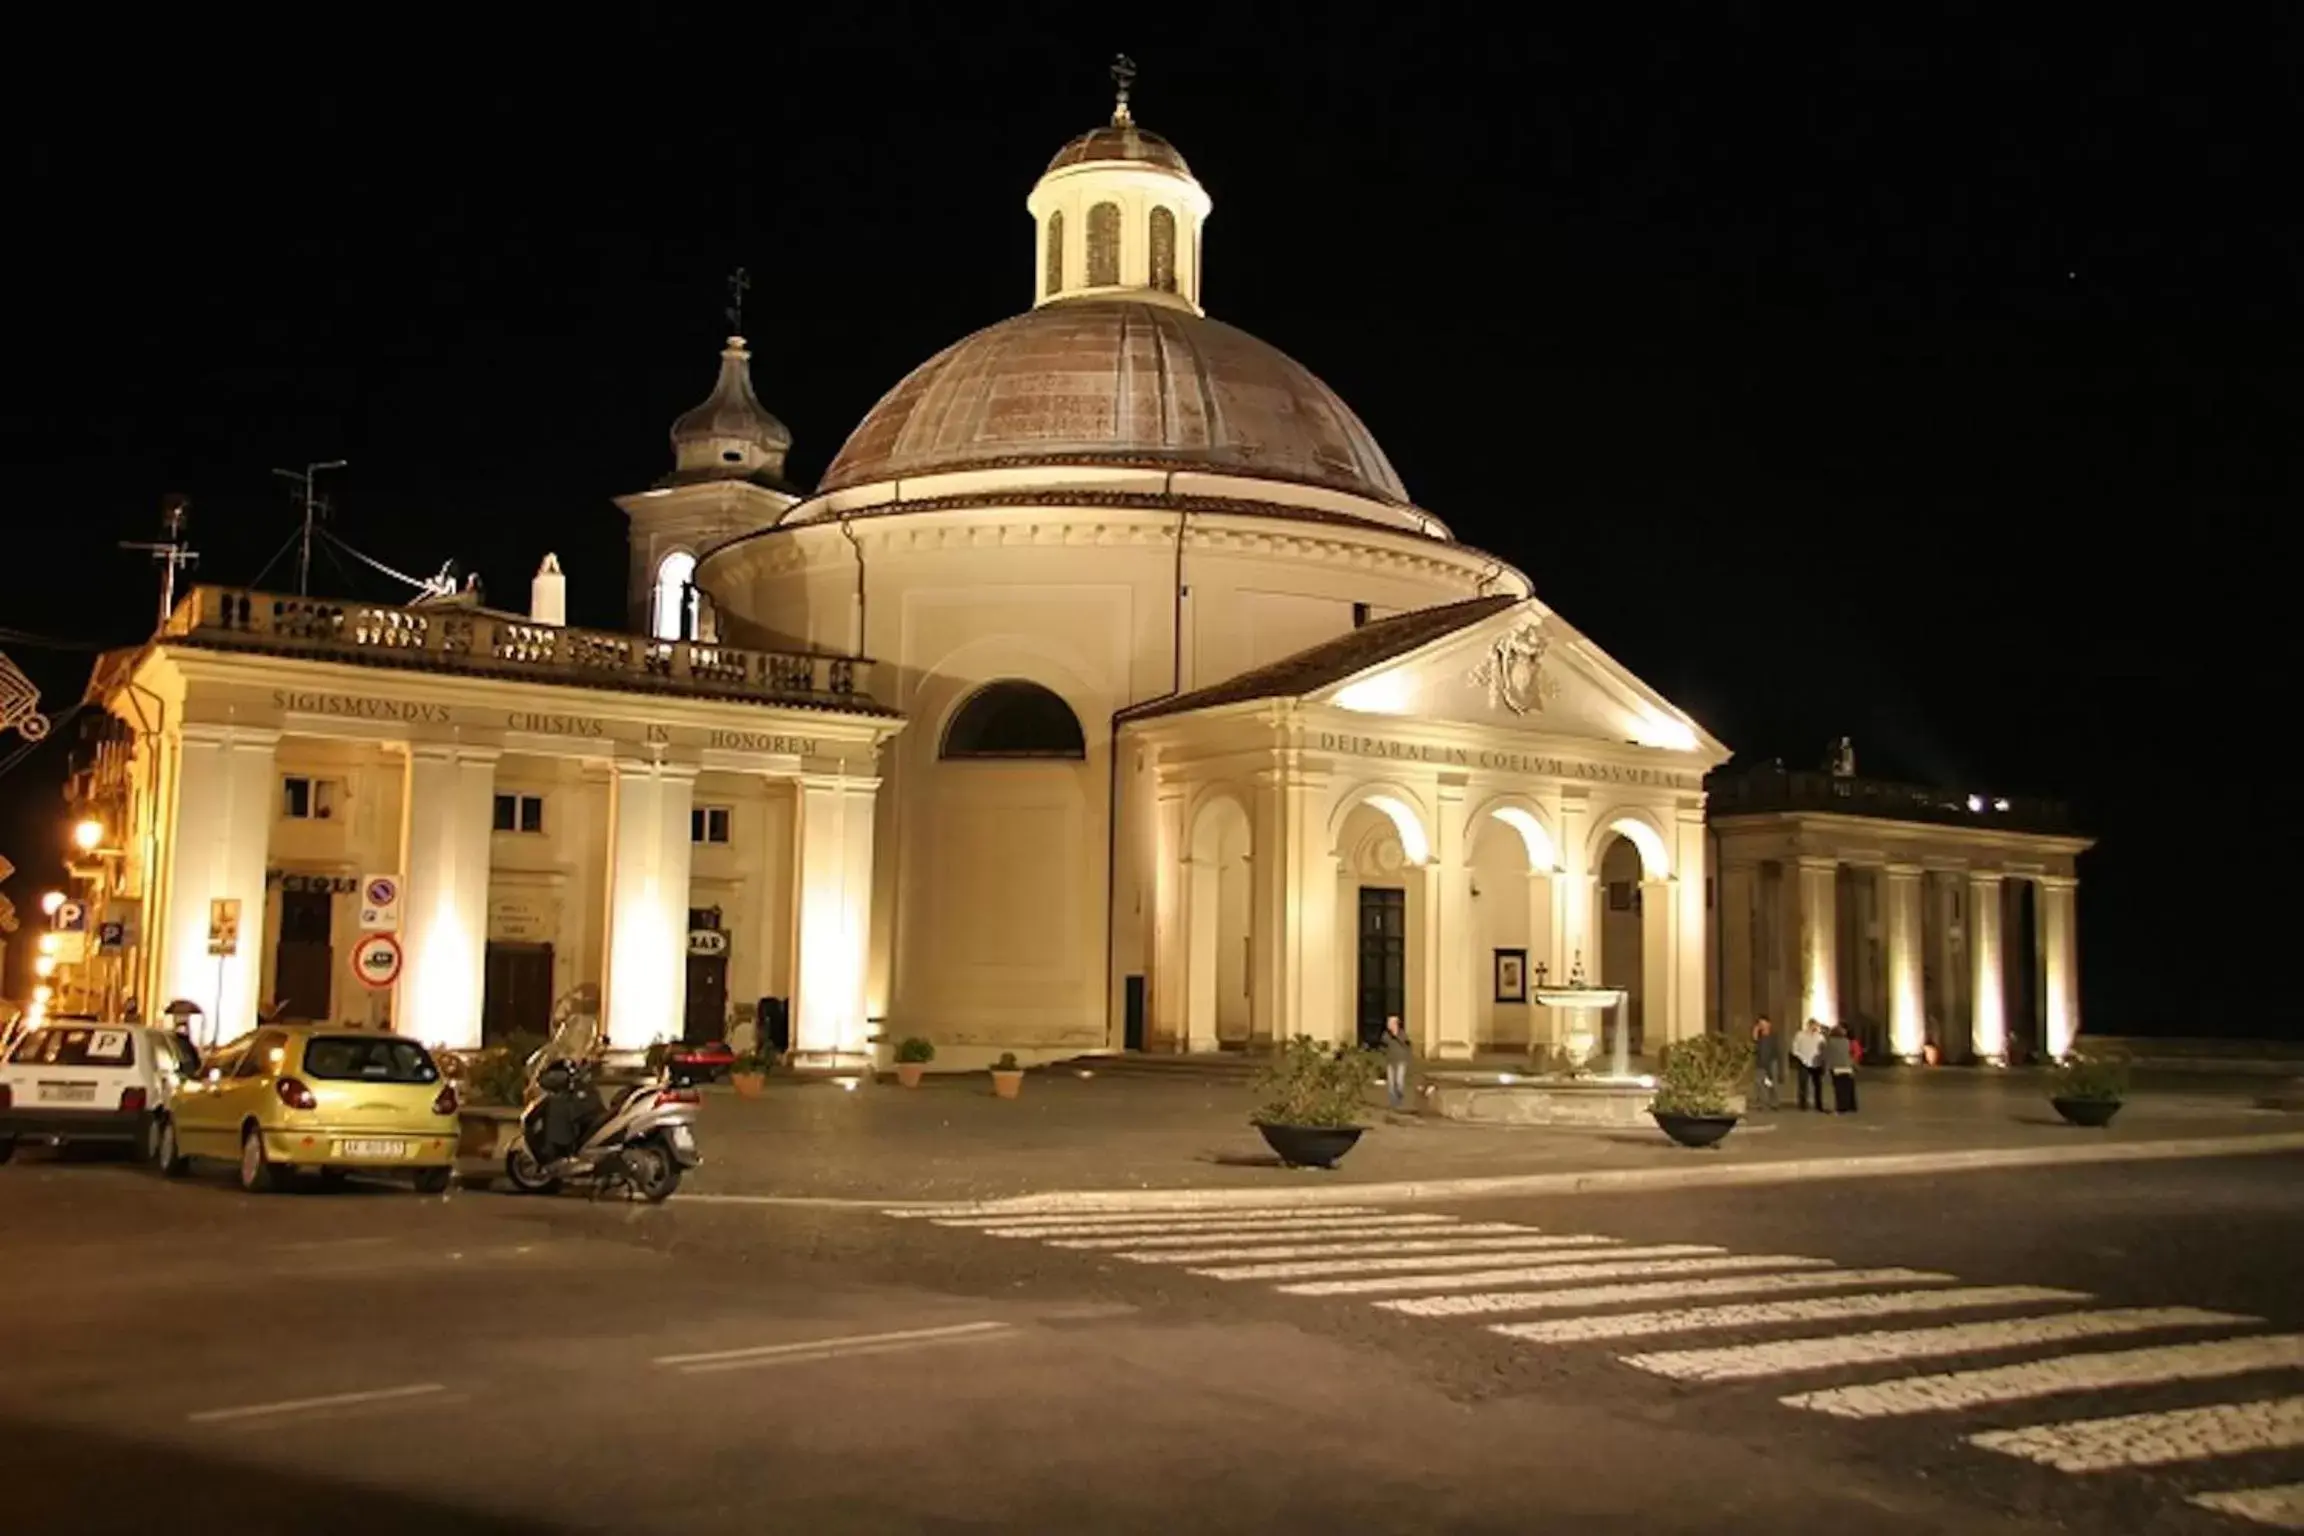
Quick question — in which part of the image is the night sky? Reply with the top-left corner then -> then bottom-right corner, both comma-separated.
3,13 -> 2296,1031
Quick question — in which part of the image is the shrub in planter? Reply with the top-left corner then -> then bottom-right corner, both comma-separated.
731,1045 -> 775,1099
1250,1036 -> 1377,1167
989,1051 -> 1024,1099
1649,1032 -> 1755,1147
467,1032 -> 544,1109
895,1036 -> 935,1087
2049,1050 -> 2129,1127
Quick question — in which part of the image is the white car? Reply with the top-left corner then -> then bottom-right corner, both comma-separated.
0,1022 -> 201,1164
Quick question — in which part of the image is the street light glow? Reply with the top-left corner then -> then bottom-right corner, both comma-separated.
33,955 -> 55,978
40,890 -> 65,916
71,818 -> 103,852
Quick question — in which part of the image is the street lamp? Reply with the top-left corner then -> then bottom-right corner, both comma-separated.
33,955 -> 55,979
71,817 -> 103,852
39,889 -> 64,916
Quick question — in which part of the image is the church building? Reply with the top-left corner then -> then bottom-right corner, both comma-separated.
58,71 -> 2086,1069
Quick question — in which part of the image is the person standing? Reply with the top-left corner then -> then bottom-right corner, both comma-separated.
1791,1018 -> 1826,1111
1825,1024 -> 1858,1114
1382,1015 -> 1413,1110
1749,1016 -> 1781,1111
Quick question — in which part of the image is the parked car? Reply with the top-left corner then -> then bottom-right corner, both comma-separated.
163,1024 -> 458,1193
0,1022 -> 201,1164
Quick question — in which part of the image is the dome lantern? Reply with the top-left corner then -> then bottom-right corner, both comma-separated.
1027,56 -> 1213,314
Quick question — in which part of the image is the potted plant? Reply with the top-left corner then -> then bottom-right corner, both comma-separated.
1649,1032 -> 1755,1148
894,1036 -> 935,1088
730,1044 -> 774,1099
459,1032 -> 540,1161
989,1051 -> 1025,1099
1250,1036 -> 1375,1168
2049,1050 -> 2128,1127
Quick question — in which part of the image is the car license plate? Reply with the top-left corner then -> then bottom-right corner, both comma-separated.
38,1081 -> 97,1104
335,1138 -> 411,1159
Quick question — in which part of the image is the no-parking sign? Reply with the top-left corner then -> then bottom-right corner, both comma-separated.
360,873 -> 401,932
352,932 -> 403,989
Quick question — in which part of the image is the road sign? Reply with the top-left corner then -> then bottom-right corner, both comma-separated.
55,899 -> 88,932
97,920 -> 125,951
207,898 -> 240,956
360,873 -> 401,932
352,933 -> 403,989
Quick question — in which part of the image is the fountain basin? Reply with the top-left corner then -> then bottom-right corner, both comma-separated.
1424,1069 -> 1657,1128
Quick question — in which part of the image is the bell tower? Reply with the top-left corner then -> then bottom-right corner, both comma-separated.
1026,57 -> 1213,314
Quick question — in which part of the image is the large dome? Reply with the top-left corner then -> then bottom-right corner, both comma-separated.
818,300 -> 1410,506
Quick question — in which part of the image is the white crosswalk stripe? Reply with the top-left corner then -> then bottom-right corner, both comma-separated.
1281,1253 -> 1833,1298
1625,1307 -> 2256,1383
1388,1267 -> 1955,1318
1494,1285 -> 2091,1344
1071,1222 -> 1550,1253
1194,1243 -> 1723,1283
926,1207 -> 1381,1230
1971,1396 -> 2304,1473
2191,1480 -> 2304,1530
1786,1334 -> 2304,1420
973,1214 -> 1458,1242
1117,1233 -> 1619,1265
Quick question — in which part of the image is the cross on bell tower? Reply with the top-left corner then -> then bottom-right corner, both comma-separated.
1110,53 -> 1137,126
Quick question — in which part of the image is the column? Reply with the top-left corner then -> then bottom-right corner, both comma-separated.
1150,786 -> 1188,1051
602,757 -> 697,1052
1927,869 -> 1965,1057
1556,790 -> 1591,980
1968,870 -> 2007,1063
2038,874 -> 2080,1059
1717,862 -> 1756,1037
1884,862 -> 1925,1062
1640,878 -> 1672,1054
1431,780 -> 1474,1059
1796,855 -> 1838,1028
1183,856 -> 1220,1051
789,769 -> 878,1067
155,724 -> 277,1048
396,743 -> 498,1050
1253,757 -> 1335,1046
1669,806 -> 1707,1044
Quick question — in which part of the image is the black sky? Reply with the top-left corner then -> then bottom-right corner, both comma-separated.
3,9 -> 2298,1031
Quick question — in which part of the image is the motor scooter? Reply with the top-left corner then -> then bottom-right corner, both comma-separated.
503,1053 -> 701,1203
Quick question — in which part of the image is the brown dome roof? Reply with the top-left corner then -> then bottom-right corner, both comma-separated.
1046,124 -> 1191,178
819,301 -> 1410,506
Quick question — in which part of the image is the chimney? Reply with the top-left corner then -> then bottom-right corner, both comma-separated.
530,553 -> 566,626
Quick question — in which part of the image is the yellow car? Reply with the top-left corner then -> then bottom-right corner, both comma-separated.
162,1025 -> 459,1193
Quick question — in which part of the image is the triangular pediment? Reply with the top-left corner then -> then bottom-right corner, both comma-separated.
1306,598 -> 1725,759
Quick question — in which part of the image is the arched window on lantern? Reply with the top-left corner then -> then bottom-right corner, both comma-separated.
1044,209 -> 1064,298
651,550 -> 697,641
940,680 -> 1087,760
1149,206 -> 1177,293
1086,201 -> 1121,288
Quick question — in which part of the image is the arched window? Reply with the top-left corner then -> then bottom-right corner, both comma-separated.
940,680 -> 1086,760
1149,206 -> 1177,292
1086,201 -> 1121,288
652,550 -> 696,641
1044,209 -> 1064,298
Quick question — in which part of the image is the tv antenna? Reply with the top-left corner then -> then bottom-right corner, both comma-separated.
118,493 -> 201,629
273,460 -> 348,595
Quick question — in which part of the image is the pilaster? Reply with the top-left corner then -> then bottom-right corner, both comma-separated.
155,724 -> 279,1047
790,769 -> 879,1067
397,743 -> 499,1050
1431,780 -> 1474,1060
1718,861 -> 1757,1036
1797,855 -> 1839,1028
602,758 -> 699,1052
1884,862 -> 1925,1062
1968,870 -> 2007,1063
2038,874 -> 2080,1059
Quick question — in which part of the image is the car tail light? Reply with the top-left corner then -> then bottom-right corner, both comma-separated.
432,1084 -> 459,1117
119,1087 -> 148,1113
654,1088 -> 701,1107
275,1077 -> 317,1111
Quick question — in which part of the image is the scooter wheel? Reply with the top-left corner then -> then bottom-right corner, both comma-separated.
628,1143 -> 682,1204
504,1146 -> 561,1196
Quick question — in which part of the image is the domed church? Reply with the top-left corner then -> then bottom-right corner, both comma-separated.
672,67 -> 1728,1068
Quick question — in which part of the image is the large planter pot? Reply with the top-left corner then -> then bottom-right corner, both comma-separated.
731,1071 -> 767,1099
1651,1110 -> 1741,1149
457,1107 -> 522,1160
1255,1122 -> 1363,1169
896,1062 -> 926,1089
2051,1096 -> 2121,1127
989,1069 -> 1024,1100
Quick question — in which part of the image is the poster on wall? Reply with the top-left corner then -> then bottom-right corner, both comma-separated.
1493,948 -> 1527,1004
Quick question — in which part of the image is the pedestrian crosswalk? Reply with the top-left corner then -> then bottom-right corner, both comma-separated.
889,1202 -> 2304,1528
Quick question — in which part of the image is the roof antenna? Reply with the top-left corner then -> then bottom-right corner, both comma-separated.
272,460 -> 349,596
1110,53 -> 1137,127
725,266 -> 750,340
119,493 -> 201,629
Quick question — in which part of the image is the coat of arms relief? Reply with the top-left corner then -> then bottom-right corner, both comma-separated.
1467,619 -> 1561,716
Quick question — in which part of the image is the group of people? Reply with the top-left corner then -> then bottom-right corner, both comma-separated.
1748,1015 -> 1861,1114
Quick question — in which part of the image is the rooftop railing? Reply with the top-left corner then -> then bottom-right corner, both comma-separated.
1707,765 -> 2075,835
163,587 -> 879,711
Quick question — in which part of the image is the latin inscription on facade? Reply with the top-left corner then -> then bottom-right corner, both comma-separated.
1313,731 -> 1695,789
273,691 -> 452,723
506,711 -> 609,737
707,730 -> 814,755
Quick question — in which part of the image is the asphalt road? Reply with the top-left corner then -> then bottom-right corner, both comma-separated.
2,1147 -> 2299,1534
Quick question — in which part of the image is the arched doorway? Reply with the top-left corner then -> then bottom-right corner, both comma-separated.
1333,793 -> 1429,1049
1591,815 -> 1672,1059
1468,804 -> 1558,1052
1184,794 -> 1252,1050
